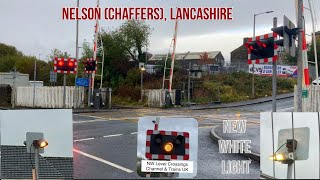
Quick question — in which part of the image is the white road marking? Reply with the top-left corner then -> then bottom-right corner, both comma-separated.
277,107 -> 294,112
73,149 -> 134,173
73,119 -> 112,124
130,132 -> 138,134
73,114 -> 106,119
199,126 -> 215,129
74,137 -> 95,142
103,134 -> 123,138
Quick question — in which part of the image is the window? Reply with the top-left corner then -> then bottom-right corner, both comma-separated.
213,66 -> 219,71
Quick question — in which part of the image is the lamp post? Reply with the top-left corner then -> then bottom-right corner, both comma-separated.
33,54 -> 40,108
140,66 -> 145,103
252,10 -> 274,98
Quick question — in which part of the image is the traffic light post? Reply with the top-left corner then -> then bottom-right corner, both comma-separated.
245,15 -> 298,112
25,132 -> 49,180
54,55 -> 78,108
271,15 -> 298,111
84,58 -> 97,107
63,54 -> 67,109
272,17 -> 277,112
245,33 -> 278,111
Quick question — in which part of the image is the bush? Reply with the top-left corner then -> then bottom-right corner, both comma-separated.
115,85 -> 141,100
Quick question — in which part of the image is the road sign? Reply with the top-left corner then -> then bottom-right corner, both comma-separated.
302,90 -> 308,98
76,78 -> 89,87
49,70 -> 57,83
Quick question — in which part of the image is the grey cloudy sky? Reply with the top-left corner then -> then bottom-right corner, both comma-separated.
0,0 -> 319,62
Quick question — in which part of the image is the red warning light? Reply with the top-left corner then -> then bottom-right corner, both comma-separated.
68,61 -> 74,67
58,61 -> 64,66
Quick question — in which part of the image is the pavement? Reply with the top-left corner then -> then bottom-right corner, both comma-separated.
210,125 -> 260,162
180,92 -> 294,111
0,92 -> 293,113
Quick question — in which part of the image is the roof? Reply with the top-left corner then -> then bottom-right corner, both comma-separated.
149,51 -> 221,61
0,72 -> 29,76
1,145 -> 73,179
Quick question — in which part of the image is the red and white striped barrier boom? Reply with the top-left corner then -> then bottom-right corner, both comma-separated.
302,3 -> 310,86
168,20 -> 179,92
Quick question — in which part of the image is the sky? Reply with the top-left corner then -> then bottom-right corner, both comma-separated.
0,0 -> 319,62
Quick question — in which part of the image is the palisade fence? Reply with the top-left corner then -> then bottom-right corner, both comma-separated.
294,85 -> 320,112
145,89 -> 176,107
15,86 -> 85,108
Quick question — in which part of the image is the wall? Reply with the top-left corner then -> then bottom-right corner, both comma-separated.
0,72 -> 30,87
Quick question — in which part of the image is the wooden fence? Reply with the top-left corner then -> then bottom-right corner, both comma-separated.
15,86 -> 85,108
145,89 -> 176,107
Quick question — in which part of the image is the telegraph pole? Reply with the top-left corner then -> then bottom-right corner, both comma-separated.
272,17 -> 277,112
297,0 -> 303,112
63,52 -> 67,109
252,14 -> 256,98
188,62 -> 191,103
32,55 -> 39,108
74,0 -> 80,109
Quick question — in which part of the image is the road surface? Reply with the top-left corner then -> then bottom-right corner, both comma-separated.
73,97 -> 293,179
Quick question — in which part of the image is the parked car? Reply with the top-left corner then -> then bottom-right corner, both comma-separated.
312,77 -> 320,85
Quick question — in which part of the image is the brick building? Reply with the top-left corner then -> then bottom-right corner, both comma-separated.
230,38 -> 249,72
148,51 -> 225,78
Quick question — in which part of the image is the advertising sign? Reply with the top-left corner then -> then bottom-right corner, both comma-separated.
249,64 -> 298,77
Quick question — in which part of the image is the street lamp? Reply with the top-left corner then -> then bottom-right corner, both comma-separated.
252,10 -> 274,98
33,54 -> 40,108
24,132 -> 48,180
140,63 -> 145,103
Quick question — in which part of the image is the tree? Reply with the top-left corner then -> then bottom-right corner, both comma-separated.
0,55 -> 19,72
0,43 -> 23,57
200,52 -> 212,74
97,20 -> 153,89
282,52 -> 297,65
119,19 -> 153,62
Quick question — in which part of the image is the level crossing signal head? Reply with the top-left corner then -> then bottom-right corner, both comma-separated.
150,133 -> 186,155
85,60 -> 97,72
244,37 -> 275,60
56,58 -> 76,72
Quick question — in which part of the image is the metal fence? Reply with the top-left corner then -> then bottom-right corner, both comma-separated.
15,86 -> 85,108
294,85 -> 320,112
